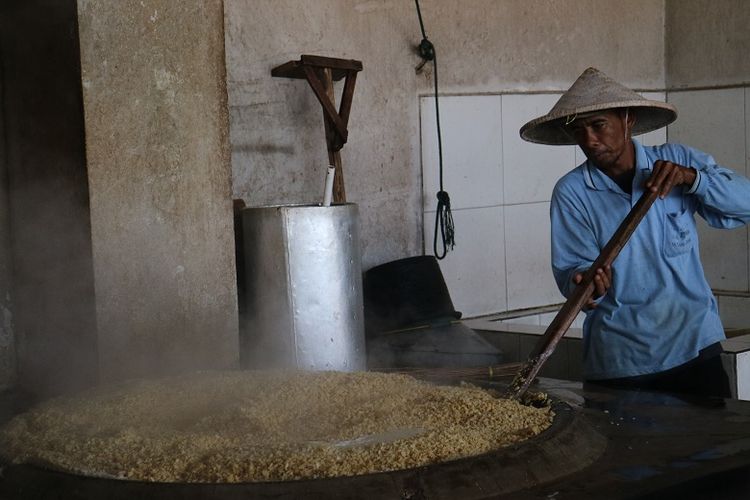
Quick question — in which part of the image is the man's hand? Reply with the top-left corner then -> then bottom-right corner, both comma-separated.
645,160 -> 697,199
573,265 -> 612,310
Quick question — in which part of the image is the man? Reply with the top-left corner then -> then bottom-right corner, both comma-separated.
520,67 -> 750,397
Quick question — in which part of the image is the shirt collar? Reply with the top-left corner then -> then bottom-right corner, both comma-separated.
583,138 -> 648,191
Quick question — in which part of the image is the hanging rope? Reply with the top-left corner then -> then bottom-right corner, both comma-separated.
415,0 -> 455,260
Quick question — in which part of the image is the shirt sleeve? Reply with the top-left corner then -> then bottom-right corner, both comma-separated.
683,146 -> 750,228
685,169 -> 701,194
550,187 -> 600,299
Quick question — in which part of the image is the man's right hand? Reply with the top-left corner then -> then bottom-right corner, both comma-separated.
573,265 -> 612,309
645,160 -> 697,199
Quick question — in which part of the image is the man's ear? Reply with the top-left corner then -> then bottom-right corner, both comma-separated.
623,108 -> 636,129
621,108 -> 636,138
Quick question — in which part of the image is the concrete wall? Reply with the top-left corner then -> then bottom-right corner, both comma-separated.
77,0 -> 239,382
225,0 -> 665,273
666,0 -> 750,330
666,0 -> 750,88
415,0 -> 665,94
224,0 -> 421,269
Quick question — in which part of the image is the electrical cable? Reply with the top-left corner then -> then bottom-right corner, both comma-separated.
414,0 -> 455,260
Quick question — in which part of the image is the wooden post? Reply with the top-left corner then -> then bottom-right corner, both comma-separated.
320,68 -> 346,203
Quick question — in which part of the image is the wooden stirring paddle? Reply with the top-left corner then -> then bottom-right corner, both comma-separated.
508,188 -> 660,400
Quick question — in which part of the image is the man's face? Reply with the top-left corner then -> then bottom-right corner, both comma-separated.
566,110 -> 630,169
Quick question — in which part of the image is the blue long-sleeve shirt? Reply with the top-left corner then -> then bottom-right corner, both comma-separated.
551,139 -> 750,380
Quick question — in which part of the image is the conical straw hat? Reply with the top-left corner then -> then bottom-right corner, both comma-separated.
519,67 -> 677,145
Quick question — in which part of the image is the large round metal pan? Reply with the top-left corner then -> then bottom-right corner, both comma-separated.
0,397 -> 606,500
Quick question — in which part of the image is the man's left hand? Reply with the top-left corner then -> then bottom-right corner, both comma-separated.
645,160 -> 697,199
573,265 -> 612,310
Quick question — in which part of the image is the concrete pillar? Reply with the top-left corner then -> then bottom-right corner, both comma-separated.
76,0 -> 239,382
0,0 -> 238,396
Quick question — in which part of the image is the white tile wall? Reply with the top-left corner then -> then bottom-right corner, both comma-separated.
502,315 -> 541,327
420,96 -> 503,211
420,94 -> 576,317
738,351 -> 750,401
638,127 -> 668,148
420,89 -> 750,324
501,94 -> 576,204
638,92 -> 668,147
667,88 -> 750,293
718,296 -> 750,329
668,89 -> 745,169
504,202 -> 562,309
574,146 -> 587,168
539,311 -> 586,329
746,88 -> 750,291
424,206 -> 507,317
696,218 -> 749,292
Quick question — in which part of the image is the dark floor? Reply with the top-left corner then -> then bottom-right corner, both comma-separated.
0,388 -> 34,427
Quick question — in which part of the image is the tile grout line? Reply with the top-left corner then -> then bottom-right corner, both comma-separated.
423,199 -> 552,215
500,95 -> 509,314
746,86 -> 749,298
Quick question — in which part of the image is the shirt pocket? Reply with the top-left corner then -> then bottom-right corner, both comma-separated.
663,209 -> 694,258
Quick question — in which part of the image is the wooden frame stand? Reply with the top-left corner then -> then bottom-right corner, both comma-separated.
272,55 -> 363,203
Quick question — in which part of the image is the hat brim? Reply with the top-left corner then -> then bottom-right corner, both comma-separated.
519,101 -> 678,146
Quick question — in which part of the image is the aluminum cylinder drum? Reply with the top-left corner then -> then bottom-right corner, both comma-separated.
239,203 -> 365,372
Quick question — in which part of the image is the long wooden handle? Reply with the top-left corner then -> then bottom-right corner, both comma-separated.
508,188 -> 660,400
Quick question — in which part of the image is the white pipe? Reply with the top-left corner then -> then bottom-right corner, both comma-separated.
323,166 -> 335,206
